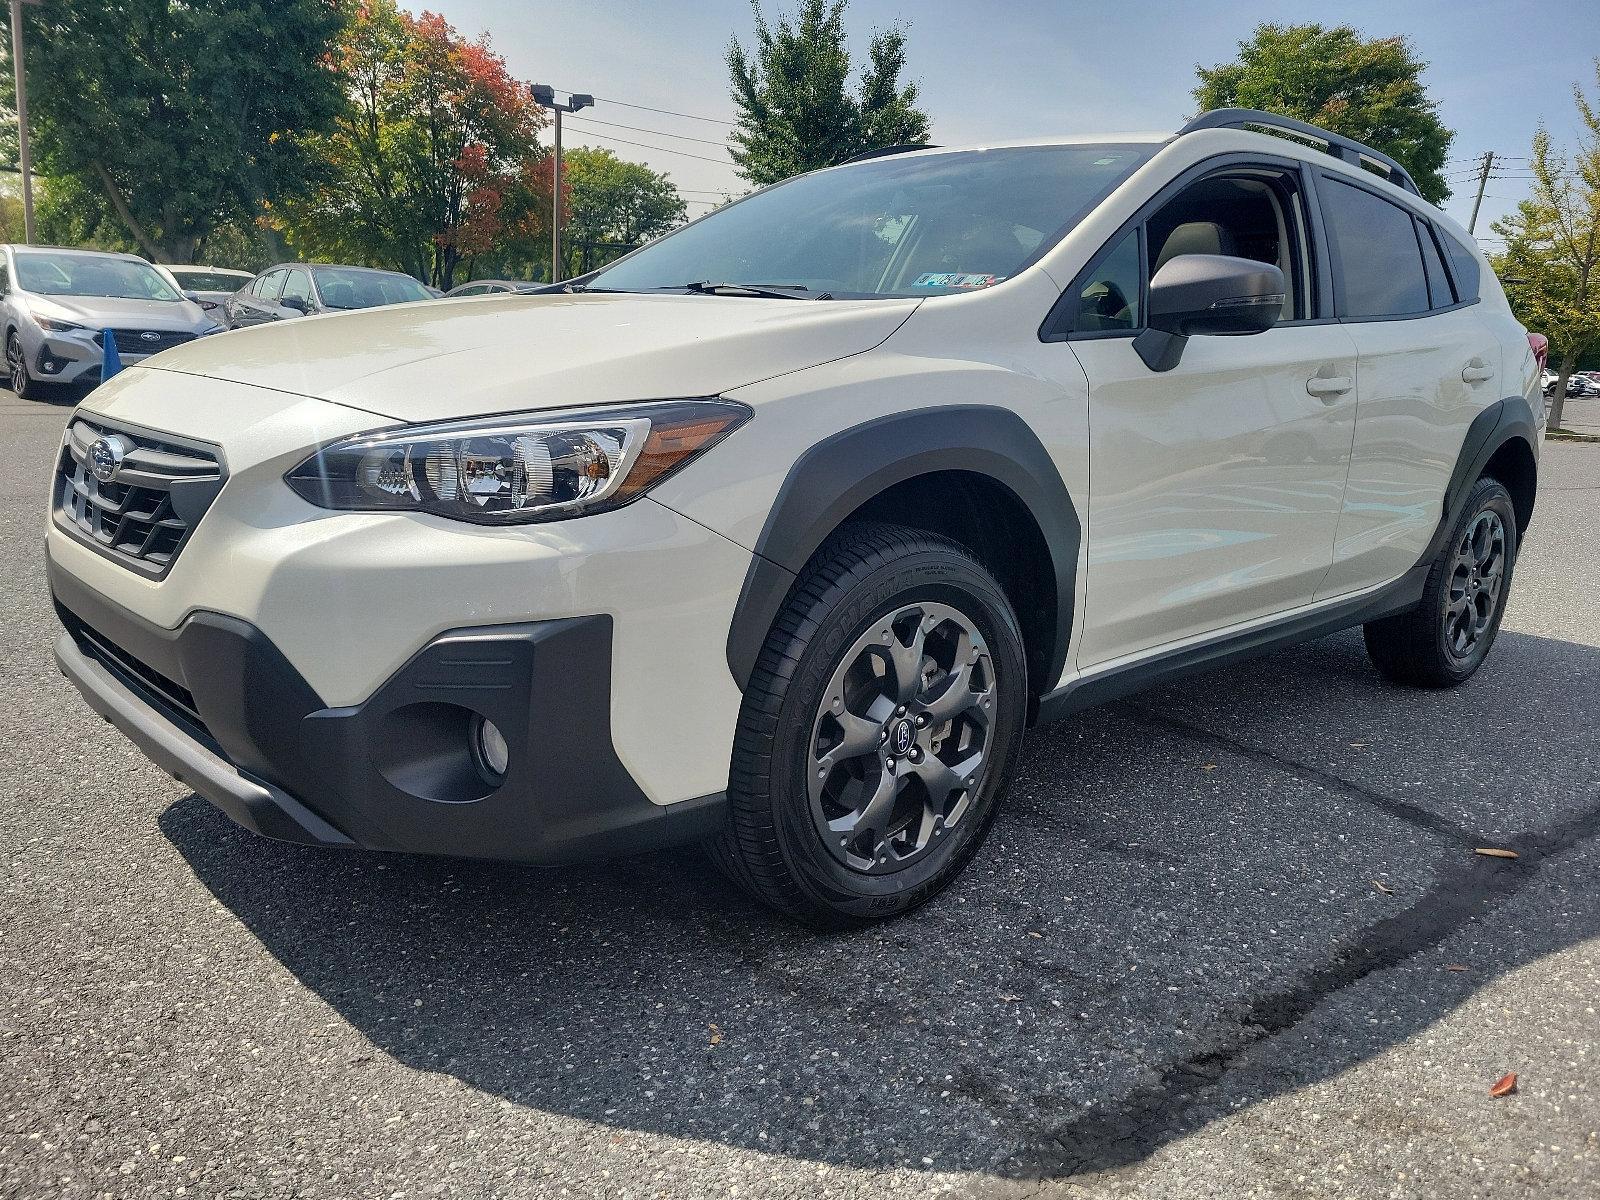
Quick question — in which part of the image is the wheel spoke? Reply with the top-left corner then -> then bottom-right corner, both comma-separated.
886,619 -> 927,705
918,661 -> 978,726
853,763 -> 901,841
828,709 -> 882,763
909,749 -> 981,810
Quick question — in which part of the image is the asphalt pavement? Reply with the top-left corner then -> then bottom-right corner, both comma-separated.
1,388 -> 1596,1199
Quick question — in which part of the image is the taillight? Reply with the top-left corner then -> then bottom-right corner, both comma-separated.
1528,332 -> 1548,372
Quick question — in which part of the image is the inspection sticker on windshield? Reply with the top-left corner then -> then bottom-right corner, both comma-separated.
913,272 -> 1004,289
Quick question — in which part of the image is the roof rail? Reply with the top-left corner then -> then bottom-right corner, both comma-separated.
1178,108 -> 1422,197
837,143 -> 936,166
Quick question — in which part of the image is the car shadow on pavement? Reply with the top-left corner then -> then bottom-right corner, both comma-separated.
160,627 -> 1600,1183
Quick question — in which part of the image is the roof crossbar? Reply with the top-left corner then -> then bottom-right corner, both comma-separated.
1178,108 -> 1422,197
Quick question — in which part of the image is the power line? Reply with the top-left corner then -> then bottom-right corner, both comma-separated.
561,91 -> 735,127
563,122 -> 734,166
566,114 -> 733,149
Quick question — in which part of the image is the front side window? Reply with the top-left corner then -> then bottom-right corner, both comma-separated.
253,270 -> 286,299
1320,176 -> 1429,318
281,269 -> 314,307
14,252 -> 182,301
589,144 -> 1156,299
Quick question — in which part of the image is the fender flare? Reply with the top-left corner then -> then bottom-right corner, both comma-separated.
724,404 -> 1081,693
1428,395 -> 1538,561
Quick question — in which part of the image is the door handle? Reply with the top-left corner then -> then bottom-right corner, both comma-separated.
1462,363 -> 1495,384
1306,375 -> 1353,398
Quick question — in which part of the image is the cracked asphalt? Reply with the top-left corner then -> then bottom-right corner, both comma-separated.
2,392 -> 1597,1199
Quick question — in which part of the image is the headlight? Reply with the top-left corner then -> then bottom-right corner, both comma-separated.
285,399 -> 750,524
38,317 -> 88,334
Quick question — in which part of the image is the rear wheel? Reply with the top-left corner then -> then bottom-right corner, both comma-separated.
712,522 -> 1028,928
1363,476 -> 1518,687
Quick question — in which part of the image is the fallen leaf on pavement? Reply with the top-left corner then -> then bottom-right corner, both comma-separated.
1445,964 -> 1469,972
1489,1072 -> 1518,1097
999,994 -> 1022,1003
1349,741 -> 1369,748
1372,880 -> 1394,895
1475,848 -> 1520,859
708,1023 -> 723,1047
1200,763 -> 1217,771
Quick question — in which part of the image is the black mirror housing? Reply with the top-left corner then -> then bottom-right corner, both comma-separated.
1134,253 -> 1285,371
280,295 -> 308,313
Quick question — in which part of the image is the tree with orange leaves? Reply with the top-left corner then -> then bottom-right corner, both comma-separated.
276,1 -> 554,288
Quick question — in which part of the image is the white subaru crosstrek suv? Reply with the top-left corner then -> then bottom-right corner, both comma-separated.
49,110 -> 1543,927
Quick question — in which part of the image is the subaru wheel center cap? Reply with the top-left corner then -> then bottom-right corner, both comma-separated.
890,717 -> 916,756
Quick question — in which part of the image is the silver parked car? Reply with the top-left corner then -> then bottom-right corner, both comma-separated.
443,278 -> 542,297
157,264 -> 255,321
1,246 -> 223,399
224,263 -> 434,328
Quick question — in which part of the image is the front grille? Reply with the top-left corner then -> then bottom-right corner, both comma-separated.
93,329 -> 196,355
54,417 -> 225,579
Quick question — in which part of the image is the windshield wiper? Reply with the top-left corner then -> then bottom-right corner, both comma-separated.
658,281 -> 826,300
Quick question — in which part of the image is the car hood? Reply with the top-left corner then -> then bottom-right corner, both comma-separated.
29,293 -> 211,330
141,291 -> 921,421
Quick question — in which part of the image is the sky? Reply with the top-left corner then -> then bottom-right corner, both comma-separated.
436,0 -> 1595,245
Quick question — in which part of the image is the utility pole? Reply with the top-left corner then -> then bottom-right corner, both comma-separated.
530,85 -> 593,283
1467,150 -> 1496,235
9,0 -> 39,244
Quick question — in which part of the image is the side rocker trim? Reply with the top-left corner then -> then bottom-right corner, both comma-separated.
724,405 -> 1082,693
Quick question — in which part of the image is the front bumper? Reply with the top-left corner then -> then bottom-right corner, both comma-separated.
52,564 -> 727,861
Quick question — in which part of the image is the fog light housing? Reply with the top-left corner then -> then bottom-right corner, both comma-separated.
473,716 -> 510,783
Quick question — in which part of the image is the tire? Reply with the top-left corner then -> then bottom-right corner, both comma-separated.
6,331 -> 39,400
1363,476 -> 1518,687
711,521 -> 1028,929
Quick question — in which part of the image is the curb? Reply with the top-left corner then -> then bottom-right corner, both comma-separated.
1546,430 -> 1600,444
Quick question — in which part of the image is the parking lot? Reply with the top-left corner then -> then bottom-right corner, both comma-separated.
1,391 -> 1596,1198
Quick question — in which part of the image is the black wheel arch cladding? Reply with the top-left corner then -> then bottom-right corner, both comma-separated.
723,405 -> 1082,696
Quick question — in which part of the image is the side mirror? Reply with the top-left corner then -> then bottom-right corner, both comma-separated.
181,290 -> 202,303
1133,254 -> 1286,372
280,295 -> 308,314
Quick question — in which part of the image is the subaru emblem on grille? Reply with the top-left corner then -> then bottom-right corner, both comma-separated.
140,331 -> 161,343
88,436 -> 127,483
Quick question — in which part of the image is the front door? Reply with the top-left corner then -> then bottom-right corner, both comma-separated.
1064,166 -> 1358,671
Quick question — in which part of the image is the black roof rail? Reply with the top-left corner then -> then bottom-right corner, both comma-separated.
837,143 -> 936,166
1178,108 -> 1422,197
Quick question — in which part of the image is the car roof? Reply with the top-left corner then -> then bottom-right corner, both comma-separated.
261,262 -> 416,277
5,244 -> 149,263
168,264 -> 251,275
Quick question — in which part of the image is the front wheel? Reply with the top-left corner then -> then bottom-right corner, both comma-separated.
1363,476 -> 1518,687
712,522 -> 1028,928
6,331 -> 39,400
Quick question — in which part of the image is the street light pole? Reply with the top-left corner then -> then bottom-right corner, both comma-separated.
9,0 -> 38,244
530,85 -> 593,284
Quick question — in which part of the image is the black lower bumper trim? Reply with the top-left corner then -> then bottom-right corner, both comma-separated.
51,571 -> 728,863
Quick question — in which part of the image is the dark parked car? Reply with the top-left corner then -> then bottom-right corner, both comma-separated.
443,278 -> 542,297
224,263 -> 434,328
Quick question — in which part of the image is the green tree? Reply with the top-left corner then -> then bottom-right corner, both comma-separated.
1194,23 -> 1455,203
560,147 -> 687,276
20,0 -> 347,262
1493,61 -> 1600,433
726,0 -> 930,186
275,1 -> 552,289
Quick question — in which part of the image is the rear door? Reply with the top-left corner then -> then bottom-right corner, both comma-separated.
1314,174 -> 1498,597
1066,158 -> 1359,670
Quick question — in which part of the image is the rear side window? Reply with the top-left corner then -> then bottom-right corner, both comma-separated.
1439,230 -> 1482,302
1320,176 -> 1429,318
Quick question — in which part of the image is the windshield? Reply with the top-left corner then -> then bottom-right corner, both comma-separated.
589,144 -> 1156,298
15,252 -> 183,301
312,267 -> 434,309
172,269 -> 251,292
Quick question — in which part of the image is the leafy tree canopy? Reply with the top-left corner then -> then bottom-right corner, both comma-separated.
727,0 -> 930,186
274,0 -> 551,289
1194,22 -> 1454,203
560,147 -> 687,277
22,0 -> 347,262
1493,59 -> 1600,432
